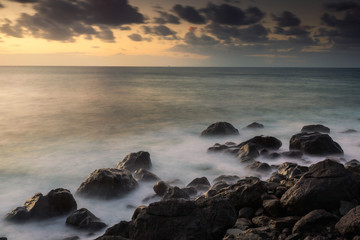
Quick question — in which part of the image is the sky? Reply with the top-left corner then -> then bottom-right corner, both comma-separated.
0,0 -> 359,67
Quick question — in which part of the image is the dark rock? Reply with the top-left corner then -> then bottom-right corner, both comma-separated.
246,122 -> 264,129
5,188 -> 77,222
181,186 -> 197,196
292,209 -> 338,234
0,238 -> 7,240
187,177 -> 210,191
345,159 -> 360,168
252,215 -> 271,227
239,135 -> 282,151
233,217 -> 253,230
133,168 -> 160,182
226,227 -> 277,240
116,151 -> 152,172
63,237 -> 80,240
238,207 -> 255,219
281,150 -> 303,159
275,186 -> 289,199
268,152 -> 281,159
269,216 -> 300,230
289,132 -> 343,156
207,143 -> 230,153
201,122 -> 240,137
162,186 -> 189,200
97,220 -> 131,239
237,143 -> 260,161
336,205 -> 360,238
213,175 -> 240,184
76,168 -> 138,199
341,129 -> 357,134
280,159 -> 360,215
246,161 -> 271,173
153,181 -> 170,196
277,162 -> 308,180
263,199 -> 283,217
339,200 -> 356,216
66,208 -> 107,231
301,124 -> 330,133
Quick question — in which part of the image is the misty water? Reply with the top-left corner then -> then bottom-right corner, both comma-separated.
1,67 -> 360,239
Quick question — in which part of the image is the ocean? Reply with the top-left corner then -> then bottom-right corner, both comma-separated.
0,66 -> 359,239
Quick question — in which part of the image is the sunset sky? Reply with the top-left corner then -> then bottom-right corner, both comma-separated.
0,0 -> 359,67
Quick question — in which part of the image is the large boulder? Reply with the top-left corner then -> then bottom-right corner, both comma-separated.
66,208 -> 107,231
201,122 -> 240,137
239,135 -> 282,151
336,205 -> 360,238
280,159 -> 360,215
76,168 -> 138,199
116,151 -> 152,172
292,209 -> 338,234
301,124 -> 330,133
289,132 -> 343,156
5,188 -> 77,222
98,197 -> 236,240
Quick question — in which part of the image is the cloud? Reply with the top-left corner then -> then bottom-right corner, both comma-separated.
184,31 -> 219,45
272,11 -> 301,27
324,1 -> 359,12
173,4 -> 206,24
143,25 -> 177,39
128,33 -> 151,42
154,10 -> 180,24
8,0 -> 38,3
0,0 -> 144,42
203,3 -> 265,25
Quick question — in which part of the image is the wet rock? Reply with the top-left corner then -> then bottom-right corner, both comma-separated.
5,188 -> 77,222
289,132 -> 343,156
292,209 -> 338,234
116,151 -> 152,172
281,150 -> 303,159
238,207 -> 255,219
133,168 -> 160,182
237,143 -> 260,161
201,122 -> 240,137
246,161 -> 271,173
162,186 -> 190,200
239,135 -> 282,151
246,122 -> 264,129
280,159 -> 360,215
213,175 -> 240,184
301,124 -> 330,133
336,205 -> 360,239
153,181 -> 170,196
66,208 -> 107,231
187,177 -> 210,191
76,168 -> 138,199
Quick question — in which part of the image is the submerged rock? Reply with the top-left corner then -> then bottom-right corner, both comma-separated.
66,208 -> 107,231
5,188 -> 77,222
239,135 -> 282,151
116,151 -> 152,172
289,132 -> 343,156
301,124 -> 330,133
76,168 -> 138,199
201,122 -> 240,137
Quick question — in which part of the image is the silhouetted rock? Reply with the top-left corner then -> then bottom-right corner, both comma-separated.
245,122 -> 264,129
133,168 -> 160,182
280,159 -> 360,215
5,188 -> 77,222
289,132 -> 343,156
201,122 -> 240,137
66,208 -> 107,231
116,151 -> 152,172
301,124 -> 330,133
336,205 -> 360,238
76,168 -> 138,199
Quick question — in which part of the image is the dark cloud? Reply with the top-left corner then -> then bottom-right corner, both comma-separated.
8,0 -> 38,3
0,0 -> 144,42
203,3 -> 265,25
143,25 -> 177,39
173,4 -> 206,24
184,31 -> 219,45
272,11 -> 301,27
0,20 -> 23,37
206,23 -> 268,42
128,33 -> 151,42
274,26 -> 310,36
154,10 -> 180,24
324,1 -> 359,12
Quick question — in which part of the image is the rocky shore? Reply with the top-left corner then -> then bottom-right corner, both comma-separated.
3,122 -> 360,240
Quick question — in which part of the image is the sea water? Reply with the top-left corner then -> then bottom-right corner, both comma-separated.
0,67 -> 359,239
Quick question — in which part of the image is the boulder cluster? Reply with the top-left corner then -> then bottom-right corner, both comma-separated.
3,122 -> 360,240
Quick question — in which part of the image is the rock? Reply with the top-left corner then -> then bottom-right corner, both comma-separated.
263,199 -> 283,217
187,177 -> 211,191
292,209 -> 338,234
339,200 -> 356,216
133,168 -> 160,182
226,227 -> 276,240
246,122 -> 264,129
289,132 -> 343,156
207,143 -> 230,153
238,207 -> 255,219
66,208 -> 107,231
239,135 -> 282,151
341,129 -> 357,134
200,122 -> 240,137
252,215 -> 271,227
280,159 -> 360,215
336,205 -> 360,238
246,161 -> 271,173
213,175 -> 240,184
277,162 -> 308,180
181,186 -> 197,196
345,159 -> 360,168
102,197 -> 237,240
153,181 -> 170,196
269,216 -> 300,230
281,150 -> 303,159
62,237 -> 80,240
233,217 -> 253,230
76,168 -> 138,199
301,124 -> 330,133
162,186 -> 190,200
5,188 -> 77,222
237,143 -> 260,161
116,151 -> 152,172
